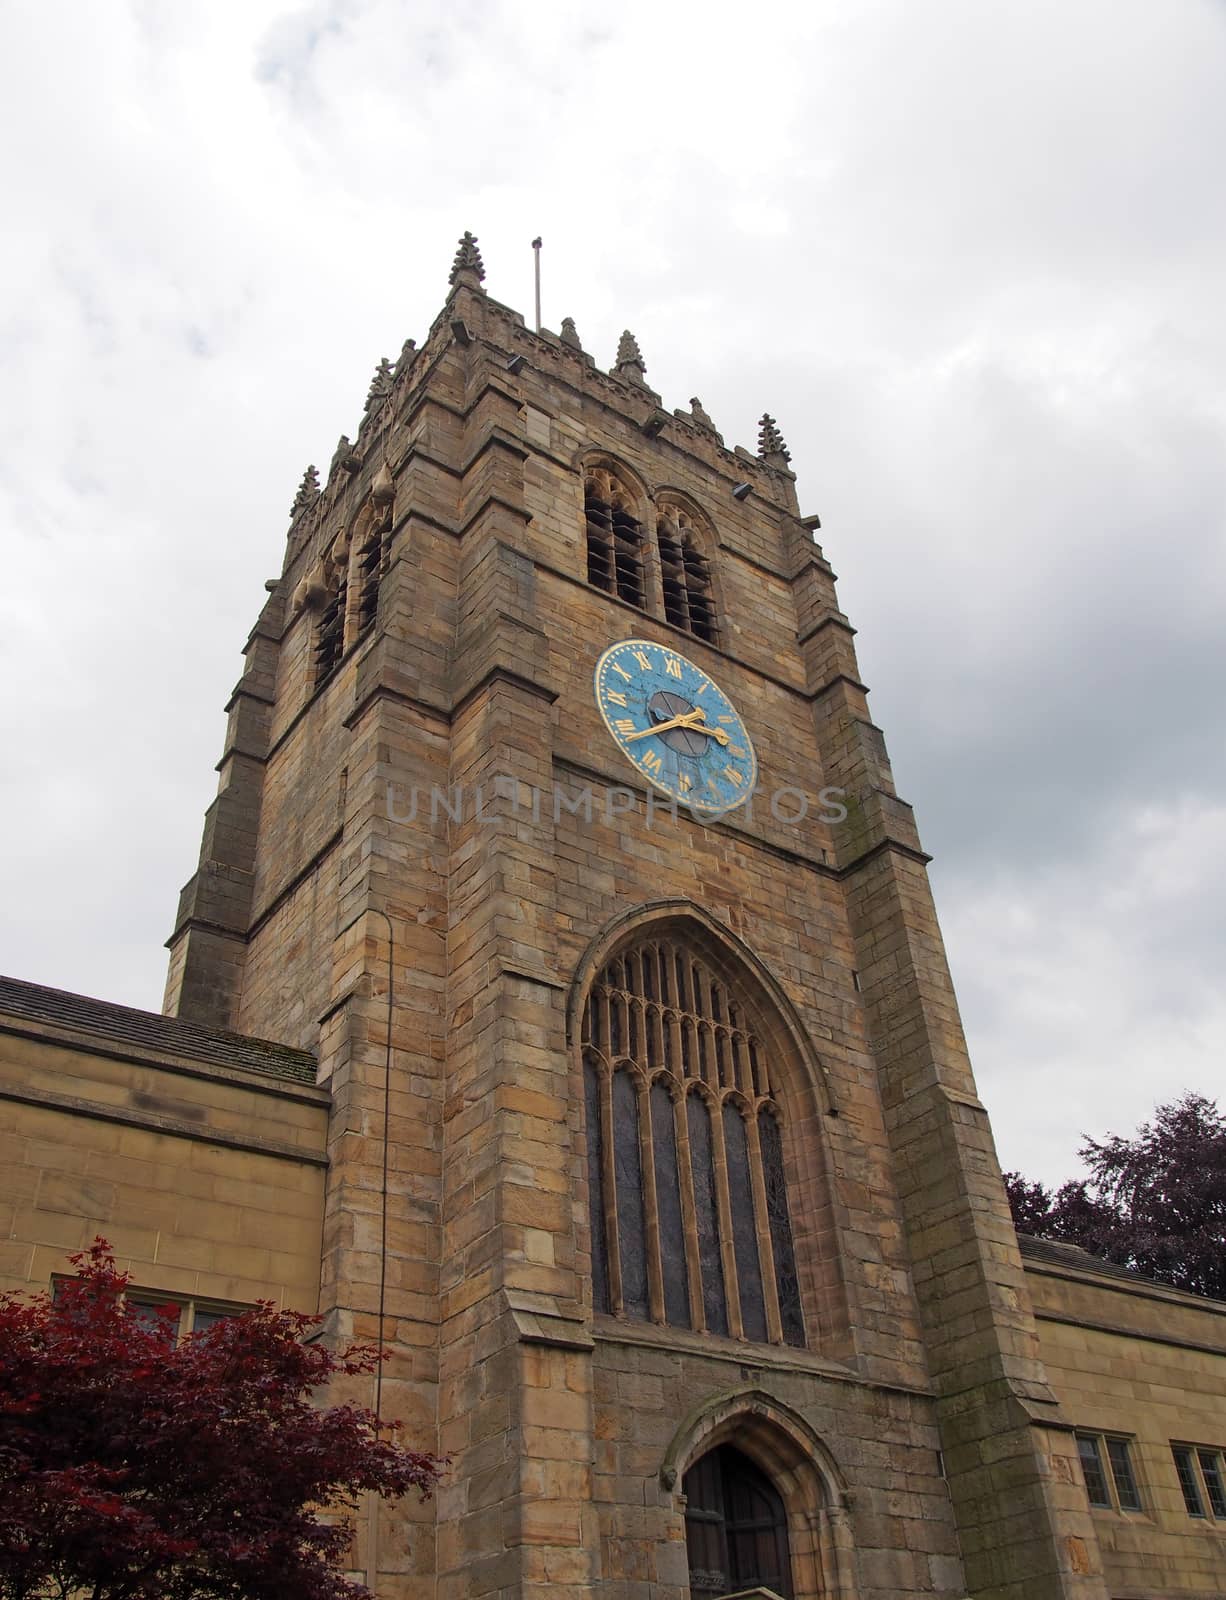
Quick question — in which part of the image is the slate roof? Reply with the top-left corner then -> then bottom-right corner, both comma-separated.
0,974 -> 317,1086
1018,1232 -> 1174,1291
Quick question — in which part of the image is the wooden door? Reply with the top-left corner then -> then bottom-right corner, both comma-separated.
683,1444 -> 794,1598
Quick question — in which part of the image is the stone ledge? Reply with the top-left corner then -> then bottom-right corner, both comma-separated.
505,1289 -> 594,1350
594,1315 -> 932,1398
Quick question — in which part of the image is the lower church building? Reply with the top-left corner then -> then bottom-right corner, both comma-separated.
2,234 -> 1224,1600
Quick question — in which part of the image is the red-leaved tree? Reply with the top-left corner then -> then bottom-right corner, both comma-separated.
1004,1091 -> 1226,1300
0,1241 -> 440,1600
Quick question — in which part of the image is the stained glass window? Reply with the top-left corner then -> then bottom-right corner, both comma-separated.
582,933 -> 807,1347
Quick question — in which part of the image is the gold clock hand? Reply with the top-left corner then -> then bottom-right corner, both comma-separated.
622,710 -> 704,741
622,709 -> 731,747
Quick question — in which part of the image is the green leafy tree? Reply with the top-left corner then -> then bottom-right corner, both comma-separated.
1004,1091 -> 1226,1300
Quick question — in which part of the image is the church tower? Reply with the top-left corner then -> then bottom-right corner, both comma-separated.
164,235 -> 1110,1600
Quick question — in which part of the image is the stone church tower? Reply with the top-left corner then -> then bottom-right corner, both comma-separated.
164,235 -> 1110,1600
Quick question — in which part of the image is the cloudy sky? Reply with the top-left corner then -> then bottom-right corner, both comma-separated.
2,0 -> 1223,1185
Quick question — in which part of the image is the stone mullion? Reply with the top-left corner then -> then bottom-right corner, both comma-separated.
667,1008 -> 684,1085
672,1088 -> 705,1333
600,1063 -> 622,1316
632,990 -> 649,1067
745,1107 -> 783,1345
678,1015 -> 694,1082
708,1094 -> 744,1340
749,1034 -> 767,1097
596,986 -> 612,1069
637,1076 -> 666,1324
694,966 -> 715,1083
659,942 -> 675,1009
647,1003 -> 665,1072
697,1024 -> 717,1088
731,1027 -> 752,1097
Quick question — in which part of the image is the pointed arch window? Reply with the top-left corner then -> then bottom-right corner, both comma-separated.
353,501 -> 392,641
313,555 -> 347,688
582,936 -> 805,1347
656,503 -> 717,643
585,467 -> 646,609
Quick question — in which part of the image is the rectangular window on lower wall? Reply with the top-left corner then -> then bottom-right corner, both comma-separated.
125,1291 -> 247,1341
1076,1431 -> 1143,1513
53,1278 -> 248,1343
1172,1444 -> 1226,1520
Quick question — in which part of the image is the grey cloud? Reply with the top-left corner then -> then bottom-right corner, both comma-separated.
0,0 -> 1223,1186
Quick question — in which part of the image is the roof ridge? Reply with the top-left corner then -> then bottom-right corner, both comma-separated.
0,973 -> 317,1084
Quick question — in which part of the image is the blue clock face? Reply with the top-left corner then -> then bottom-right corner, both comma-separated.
594,639 -> 757,816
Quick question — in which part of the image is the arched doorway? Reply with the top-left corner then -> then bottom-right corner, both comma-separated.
684,1443 -> 794,1598
660,1386 -> 860,1600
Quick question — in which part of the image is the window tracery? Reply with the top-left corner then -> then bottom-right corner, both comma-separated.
582,936 -> 805,1346
310,485 -> 393,692
656,502 -> 717,643
313,544 -> 348,688
352,498 -> 392,641
584,467 -> 646,610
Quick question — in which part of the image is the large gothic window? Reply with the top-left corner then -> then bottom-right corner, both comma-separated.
582,935 -> 805,1347
656,503 -> 717,644
585,467 -> 646,610
684,1445 -> 794,1599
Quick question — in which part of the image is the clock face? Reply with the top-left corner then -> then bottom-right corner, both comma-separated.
594,638 -> 757,816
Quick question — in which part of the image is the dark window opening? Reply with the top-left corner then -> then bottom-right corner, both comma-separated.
314,571 -> 347,687
355,513 -> 389,638
652,1081 -> 690,1328
1106,1436 -> 1141,1511
585,470 -> 645,609
760,1109 -> 805,1346
1173,1447 -> 1205,1517
657,505 -> 717,643
1172,1443 -> 1226,1520
1078,1432 -> 1142,1512
613,1067 -> 649,1320
1200,1450 -> 1226,1518
1076,1434 -> 1112,1508
688,1092 -> 728,1337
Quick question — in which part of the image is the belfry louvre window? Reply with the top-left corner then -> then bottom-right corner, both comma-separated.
656,504 -> 717,643
354,515 -> 389,639
582,937 -> 805,1346
313,565 -> 347,687
585,468 -> 646,609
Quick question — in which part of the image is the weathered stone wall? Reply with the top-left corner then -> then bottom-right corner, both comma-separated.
0,1008 -> 327,1311
154,247 -> 1226,1599
1025,1255 -> 1226,1598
